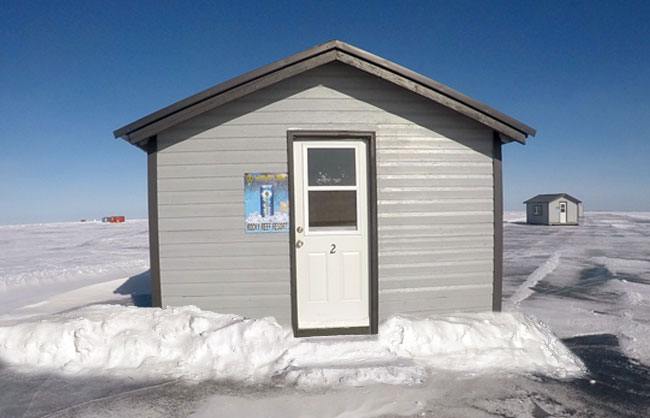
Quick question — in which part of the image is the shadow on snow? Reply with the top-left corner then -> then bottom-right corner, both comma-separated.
561,334 -> 650,415
530,264 -> 647,303
114,270 -> 152,307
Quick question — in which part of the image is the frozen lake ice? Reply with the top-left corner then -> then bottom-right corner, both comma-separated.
1,213 -> 649,417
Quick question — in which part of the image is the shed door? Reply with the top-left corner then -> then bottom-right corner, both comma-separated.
559,202 -> 567,223
291,140 -> 370,331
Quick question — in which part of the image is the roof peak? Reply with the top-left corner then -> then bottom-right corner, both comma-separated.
114,40 -> 536,149
524,193 -> 582,204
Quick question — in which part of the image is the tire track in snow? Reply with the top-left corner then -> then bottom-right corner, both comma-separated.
502,223 -> 562,260
508,251 -> 562,306
505,222 -> 581,307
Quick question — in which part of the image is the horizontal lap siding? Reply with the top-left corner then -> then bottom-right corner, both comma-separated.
163,269 -> 289,283
378,224 -> 493,238
380,287 -> 493,317
380,260 -> 493,277
380,272 -> 493,289
158,163 -> 287,178
158,107 -> 291,321
156,62 -> 494,324
376,135 -> 494,317
378,199 -> 493,213
162,295 -> 292,325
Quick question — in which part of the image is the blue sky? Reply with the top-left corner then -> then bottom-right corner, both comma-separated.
1,0 -> 648,224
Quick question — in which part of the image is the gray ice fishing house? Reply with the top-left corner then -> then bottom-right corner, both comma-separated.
114,40 -> 536,336
524,194 -> 582,226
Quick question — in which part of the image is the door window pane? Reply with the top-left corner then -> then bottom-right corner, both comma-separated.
308,148 -> 356,186
309,191 -> 357,230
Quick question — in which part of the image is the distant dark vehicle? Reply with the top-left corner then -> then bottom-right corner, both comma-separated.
80,219 -> 86,222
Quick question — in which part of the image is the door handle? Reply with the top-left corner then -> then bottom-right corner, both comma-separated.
296,240 -> 304,248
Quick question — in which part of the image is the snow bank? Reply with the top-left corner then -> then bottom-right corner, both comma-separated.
0,305 -> 584,386
380,314 -> 581,377
503,211 -> 526,223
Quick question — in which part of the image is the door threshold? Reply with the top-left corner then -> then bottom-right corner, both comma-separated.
295,326 -> 372,338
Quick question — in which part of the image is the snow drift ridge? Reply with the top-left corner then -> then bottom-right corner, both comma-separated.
0,305 -> 584,386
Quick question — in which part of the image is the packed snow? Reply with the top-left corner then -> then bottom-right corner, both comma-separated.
191,385 -> 427,418
0,305 -> 583,385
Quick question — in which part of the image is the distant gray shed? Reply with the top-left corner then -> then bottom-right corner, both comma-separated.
114,40 -> 536,337
524,194 -> 581,225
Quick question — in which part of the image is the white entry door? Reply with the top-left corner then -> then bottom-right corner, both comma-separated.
292,140 -> 370,330
559,202 -> 567,223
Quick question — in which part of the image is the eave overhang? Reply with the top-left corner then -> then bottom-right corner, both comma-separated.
114,40 -> 536,151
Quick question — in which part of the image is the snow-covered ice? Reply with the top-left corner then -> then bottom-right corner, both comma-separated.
503,212 -> 650,366
1,212 -> 650,417
0,220 -> 149,318
191,385 -> 427,418
503,210 -> 527,223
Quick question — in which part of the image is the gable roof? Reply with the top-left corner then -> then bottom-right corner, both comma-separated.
524,194 -> 582,204
114,40 -> 536,150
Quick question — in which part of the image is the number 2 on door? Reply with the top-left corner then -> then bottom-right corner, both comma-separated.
330,244 -> 336,254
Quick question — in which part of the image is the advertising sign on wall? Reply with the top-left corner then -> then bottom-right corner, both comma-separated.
244,173 -> 289,233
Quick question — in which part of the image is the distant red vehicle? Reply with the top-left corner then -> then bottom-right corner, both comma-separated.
102,216 -> 125,223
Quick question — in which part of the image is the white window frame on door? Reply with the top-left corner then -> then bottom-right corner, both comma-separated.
302,142 -> 364,237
